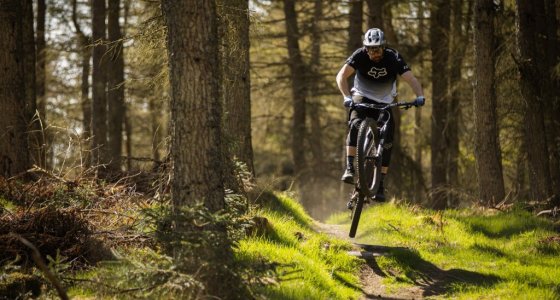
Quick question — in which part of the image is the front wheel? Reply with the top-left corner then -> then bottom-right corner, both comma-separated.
356,118 -> 383,198
349,192 -> 364,238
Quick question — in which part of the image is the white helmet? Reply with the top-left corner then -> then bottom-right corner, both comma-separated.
363,28 -> 385,47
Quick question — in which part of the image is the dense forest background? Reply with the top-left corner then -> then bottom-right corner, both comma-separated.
1,0 -> 559,216
1,0 -> 560,298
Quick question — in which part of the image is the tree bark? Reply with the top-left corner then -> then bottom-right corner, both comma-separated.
22,0 -> 40,167
348,0 -> 364,51
430,0 -> 450,209
107,0 -> 125,173
36,0 -> 47,123
163,0 -> 225,211
219,0 -> 255,189
543,0 -> 560,201
306,0 -> 325,217
516,0 -> 553,201
163,1 -> 240,297
366,0 -> 382,28
72,0 -> 92,162
448,0 -> 472,206
308,0 -> 323,171
414,0 -> 427,203
347,0 -> 363,92
473,0 -> 505,204
36,0 -> 48,168
283,0 -> 308,186
91,0 -> 108,171
0,0 -> 30,177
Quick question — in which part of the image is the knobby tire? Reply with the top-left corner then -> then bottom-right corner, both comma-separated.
349,119 -> 372,237
349,193 -> 364,238
357,119 -> 383,197
349,119 -> 384,238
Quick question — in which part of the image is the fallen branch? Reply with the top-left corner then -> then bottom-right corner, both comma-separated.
536,206 -> 558,217
14,233 -> 69,300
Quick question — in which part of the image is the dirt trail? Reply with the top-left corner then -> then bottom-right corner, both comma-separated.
314,222 -> 424,300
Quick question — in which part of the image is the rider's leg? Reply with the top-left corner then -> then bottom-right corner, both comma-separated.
376,109 -> 395,201
346,146 -> 356,170
342,116 -> 362,183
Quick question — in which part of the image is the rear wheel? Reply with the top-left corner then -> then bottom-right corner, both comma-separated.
356,119 -> 383,197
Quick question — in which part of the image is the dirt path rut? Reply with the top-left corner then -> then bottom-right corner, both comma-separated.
314,222 -> 424,300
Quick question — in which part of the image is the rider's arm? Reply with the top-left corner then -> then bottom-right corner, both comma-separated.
336,64 -> 356,97
400,70 -> 424,98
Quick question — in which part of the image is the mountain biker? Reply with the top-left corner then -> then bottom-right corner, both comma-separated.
336,28 -> 426,201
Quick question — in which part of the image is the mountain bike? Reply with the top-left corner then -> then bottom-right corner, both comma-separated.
348,100 -> 419,238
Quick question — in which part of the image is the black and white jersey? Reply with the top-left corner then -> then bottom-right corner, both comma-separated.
345,47 -> 411,103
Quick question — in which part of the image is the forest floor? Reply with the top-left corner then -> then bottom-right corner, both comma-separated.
316,222 -> 428,300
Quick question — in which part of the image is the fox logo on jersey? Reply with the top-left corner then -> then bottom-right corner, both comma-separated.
368,67 -> 387,78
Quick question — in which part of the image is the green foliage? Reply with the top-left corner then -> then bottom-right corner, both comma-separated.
0,256 -> 41,298
66,191 -> 254,299
239,191 -> 362,299
68,247 -> 203,299
329,203 -> 560,299
0,271 -> 41,299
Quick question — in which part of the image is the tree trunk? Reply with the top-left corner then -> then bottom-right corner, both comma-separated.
22,0 -> 40,167
348,0 -> 363,51
308,0 -> 323,172
414,0 -> 427,203
219,0 -> 255,191
36,0 -> 47,126
381,2 -> 398,46
544,0 -> 560,202
473,0 -> 505,205
283,0 -> 308,188
36,0 -> 50,168
366,0 -> 382,28
447,0 -> 462,193
347,0 -> 363,100
448,0 -> 472,206
163,1 -> 241,297
72,0 -> 92,165
164,0 -> 225,210
430,0 -> 450,209
0,0 -> 30,177
91,0 -> 108,172
307,0 -> 325,217
516,0 -> 553,201
107,0 -> 125,173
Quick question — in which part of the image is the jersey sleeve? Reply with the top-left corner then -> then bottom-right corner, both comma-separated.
345,48 -> 363,69
386,48 -> 411,75
395,51 -> 411,75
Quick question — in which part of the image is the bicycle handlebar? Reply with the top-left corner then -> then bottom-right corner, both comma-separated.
351,100 -> 419,111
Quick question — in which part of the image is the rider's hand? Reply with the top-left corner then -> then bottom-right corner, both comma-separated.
343,95 -> 353,108
414,96 -> 425,107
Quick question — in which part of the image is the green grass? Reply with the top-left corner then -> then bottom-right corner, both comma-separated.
328,203 -> 560,299
237,191 -> 362,299
60,191 -> 362,299
0,197 -> 16,212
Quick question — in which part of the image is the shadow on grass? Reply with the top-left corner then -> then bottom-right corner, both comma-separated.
356,244 -> 501,298
470,243 -> 507,258
452,210 -> 553,239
